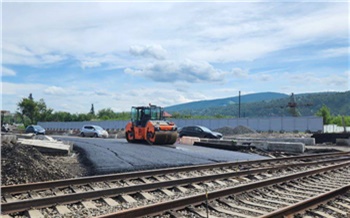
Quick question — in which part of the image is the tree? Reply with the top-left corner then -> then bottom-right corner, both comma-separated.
36,99 -> 53,121
17,95 -> 53,126
17,97 -> 37,125
97,108 -> 117,120
90,104 -> 95,116
316,105 -> 331,125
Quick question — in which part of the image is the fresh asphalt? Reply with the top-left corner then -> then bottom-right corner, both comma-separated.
54,136 -> 268,175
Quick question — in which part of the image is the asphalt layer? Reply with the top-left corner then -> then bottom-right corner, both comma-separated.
55,136 -> 268,175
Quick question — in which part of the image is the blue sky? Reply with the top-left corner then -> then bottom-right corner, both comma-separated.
1,1 -> 349,113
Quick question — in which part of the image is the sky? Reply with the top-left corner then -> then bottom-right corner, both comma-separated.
1,1 -> 349,114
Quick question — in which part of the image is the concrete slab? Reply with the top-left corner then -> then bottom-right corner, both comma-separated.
229,137 -> 315,145
336,138 -> 350,146
252,141 -> 305,153
17,138 -> 72,155
179,136 -> 200,145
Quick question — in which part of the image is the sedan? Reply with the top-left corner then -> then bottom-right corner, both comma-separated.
179,125 -> 222,139
80,125 -> 109,138
25,125 -> 46,135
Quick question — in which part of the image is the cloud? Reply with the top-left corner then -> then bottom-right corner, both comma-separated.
81,60 -> 101,69
129,45 -> 167,60
125,59 -> 227,83
2,66 -> 16,76
231,68 -> 248,78
320,47 -> 349,58
44,86 -> 70,96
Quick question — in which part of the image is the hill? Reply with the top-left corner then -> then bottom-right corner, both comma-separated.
166,91 -> 350,117
166,92 -> 288,112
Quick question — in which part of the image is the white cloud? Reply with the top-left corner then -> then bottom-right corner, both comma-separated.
320,47 -> 349,58
231,68 -> 248,78
129,45 -> 167,60
44,86 -> 71,96
1,66 -> 16,76
125,59 -> 227,83
81,60 -> 101,69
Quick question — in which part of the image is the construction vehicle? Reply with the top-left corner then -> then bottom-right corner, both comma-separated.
125,104 -> 178,145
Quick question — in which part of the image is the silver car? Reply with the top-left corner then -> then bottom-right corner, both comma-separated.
80,125 -> 109,138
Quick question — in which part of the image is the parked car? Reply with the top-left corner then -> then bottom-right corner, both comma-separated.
25,125 -> 46,135
80,125 -> 109,138
179,125 -> 222,139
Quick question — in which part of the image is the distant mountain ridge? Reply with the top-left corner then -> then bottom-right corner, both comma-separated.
165,91 -> 350,117
166,92 -> 288,112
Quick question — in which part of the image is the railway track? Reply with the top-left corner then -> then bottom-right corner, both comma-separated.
1,152 -> 350,217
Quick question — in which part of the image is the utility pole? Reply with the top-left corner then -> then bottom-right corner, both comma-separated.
238,91 -> 241,118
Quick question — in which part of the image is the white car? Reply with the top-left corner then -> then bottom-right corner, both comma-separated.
80,125 -> 109,138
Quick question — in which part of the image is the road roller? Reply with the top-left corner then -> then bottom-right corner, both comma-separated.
125,104 -> 178,145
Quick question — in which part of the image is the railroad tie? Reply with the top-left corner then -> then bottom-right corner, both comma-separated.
90,185 -> 103,191
106,182 -> 118,188
118,194 -> 137,203
52,188 -> 64,196
188,183 -> 204,190
102,197 -> 119,206
310,210 -> 337,218
166,210 -> 186,218
203,182 -> 214,188
137,192 -> 155,200
227,178 -> 240,183
218,199 -> 265,215
174,186 -> 188,193
71,186 -> 83,193
82,201 -> 97,209
3,193 -> 15,203
153,176 -> 166,182
335,201 -> 350,210
27,209 -> 44,218
55,205 -> 71,215
238,198 -> 277,210
214,180 -> 226,186
186,206 -> 221,218
29,191 -> 41,199
159,188 -> 175,196
262,191 -> 299,203
164,175 -> 177,180
248,194 -> 289,206
139,177 -> 152,183
324,205 -> 348,216
208,203 -> 254,218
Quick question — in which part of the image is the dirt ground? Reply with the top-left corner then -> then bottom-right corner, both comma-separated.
1,142 -> 87,186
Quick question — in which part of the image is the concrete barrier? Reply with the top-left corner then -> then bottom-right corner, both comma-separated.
336,138 -> 350,146
179,136 -> 200,145
228,137 -> 315,145
252,141 -> 305,153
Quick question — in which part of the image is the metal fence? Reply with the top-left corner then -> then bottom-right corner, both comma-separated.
38,116 -> 323,132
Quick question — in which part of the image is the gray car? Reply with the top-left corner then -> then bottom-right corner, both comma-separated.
179,125 -> 222,139
80,125 -> 109,138
25,125 -> 46,135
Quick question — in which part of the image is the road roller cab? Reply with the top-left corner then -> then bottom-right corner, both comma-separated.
125,104 -> 178,145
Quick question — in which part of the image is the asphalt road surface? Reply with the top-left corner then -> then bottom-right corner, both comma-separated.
55,136 -> 268,175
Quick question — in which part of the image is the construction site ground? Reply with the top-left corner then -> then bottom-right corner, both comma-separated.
1,131 -> 349,186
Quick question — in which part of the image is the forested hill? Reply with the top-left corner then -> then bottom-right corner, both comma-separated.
166,91 -> 350,117
166,92 -> 288,112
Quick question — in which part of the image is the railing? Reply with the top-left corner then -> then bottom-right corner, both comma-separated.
38,116 -> 323,132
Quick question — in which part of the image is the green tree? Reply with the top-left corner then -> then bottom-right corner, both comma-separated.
36,99 -> 53,121
17,97 -> 37,125
316,105 -> 331,125
90,104 -> 95,116
97,108 -> 117,120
